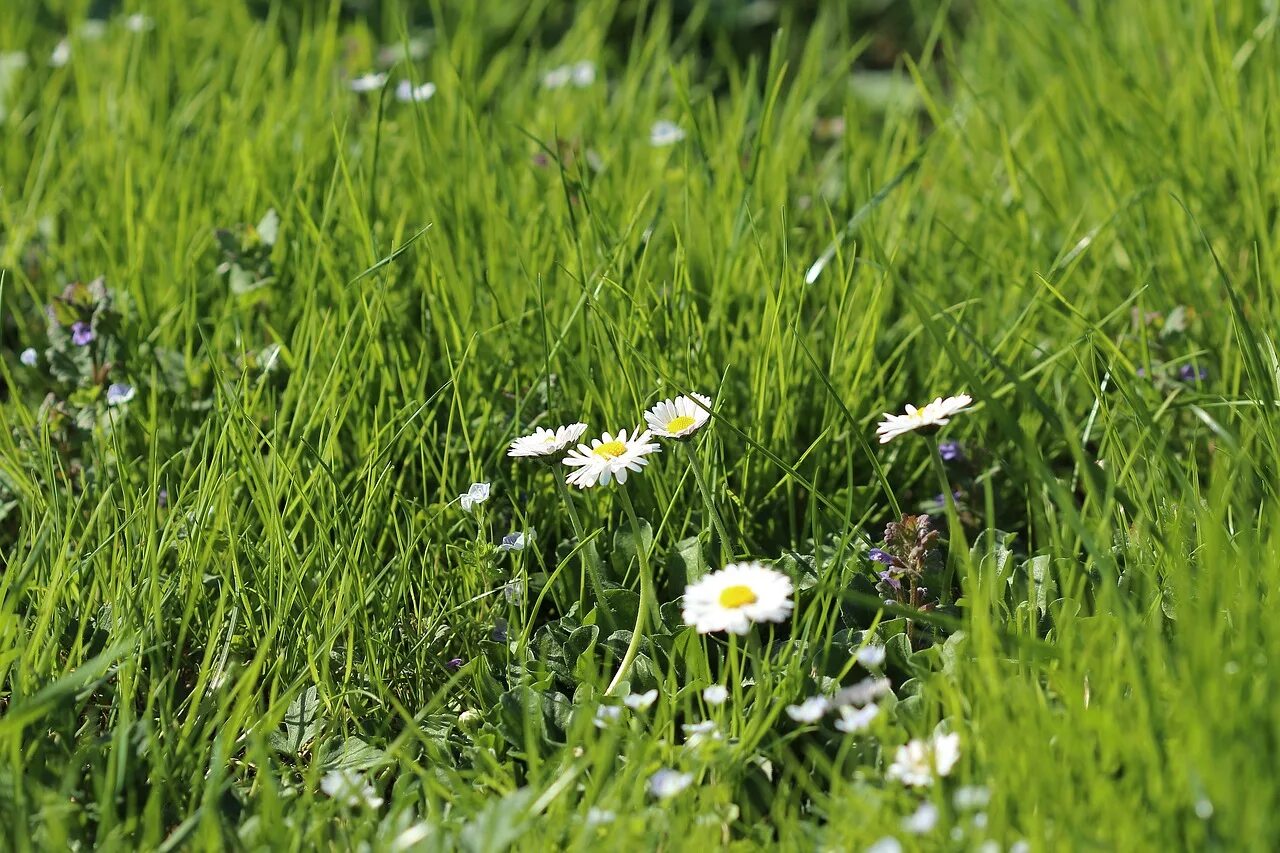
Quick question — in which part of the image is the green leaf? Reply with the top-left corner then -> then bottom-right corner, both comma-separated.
318,736 -> 385,772
612,518 -> 653,580
666,536 -> 707,587
269,685 -> 320,756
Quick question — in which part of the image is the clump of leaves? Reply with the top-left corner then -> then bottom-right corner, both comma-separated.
215,208 -> 279,297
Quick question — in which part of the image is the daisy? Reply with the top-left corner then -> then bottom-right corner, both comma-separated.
649,120 -> 686,147
623,689 -> 658,711
395,80 -> 436,102
643,393 -> 712,440
321,770 -> 383,808
508,422 -> 588,460
886,732 -> 961,787
702,684 -> 729,705
785,696 -> 829,723
647,768 -> 693,799
348,72 -> 388,93
459,482 -> 490,512
876,394 -> 973,444
834,702 -> 880,733
682,562 -> 793,635
561,427 -> 660,489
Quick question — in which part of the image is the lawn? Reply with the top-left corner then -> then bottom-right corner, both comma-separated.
2,0 -> 1279,849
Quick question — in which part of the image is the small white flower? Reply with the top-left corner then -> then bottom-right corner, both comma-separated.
643,392 -> 712,440
834,701 -> 880,733
541,65 -> 572,89
876,394 -> 973,444
19,347 -> 37,366
106,383 -> 135,406
593,705 -> 622,728
571,60 -> 597,86
348,72 -> 388,93
623,689 -> 658,710
856,644 -> 886,667
508,422 -> 588,459
459,482 -> 491,512
702,684 -> 729,705
865,838 -> 903,853
902,801 -> 939,834
682,562 -> 793,635
320,770 -> 383,808
682,719 -> 721,748
953,785 -> 991,810
542,61 -> 596,89
585,807 -> 616,826
832,676 -> 892,708
497,531 -> 527,552
395,80 -> 436,102
561,427 -> 661,489
124,13 -> 154,32
887,732 -> 961,787
50,39 -> 71,68
80,20 -> 108,40
647,768 -> 693,799
785,696 -> 829,723
649,119 -> 686,147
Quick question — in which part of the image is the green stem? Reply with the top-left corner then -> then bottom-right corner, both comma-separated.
553,474 -> 611,625
681,440 -> 736,564
926,435 -> 965,606
606,486 -> 654,695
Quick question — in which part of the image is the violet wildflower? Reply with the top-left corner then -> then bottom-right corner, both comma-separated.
446,657 -> 464,671
158,489 -> 169,508
1178,364 -> 1208,383
869,548 -> 898,566
106,383 -> 135,406
938,440 -> 964,462
71,321 -> 95,346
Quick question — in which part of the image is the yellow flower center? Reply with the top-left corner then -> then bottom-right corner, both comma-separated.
718,584 -> 758,609
592,440 -> 627,459
665,415 -> 696,433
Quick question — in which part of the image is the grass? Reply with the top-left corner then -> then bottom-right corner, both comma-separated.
2,0 -> 1279,848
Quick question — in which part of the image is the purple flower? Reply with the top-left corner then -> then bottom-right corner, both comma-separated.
1178,364 -> 1208,383
868,548 -> 897,566
446,657 -> 464,672
938,440 -> 964,462
71,321 -> 95,346
877,570 -> 902,591
158,489 -> 169,508
106,383 -> 135,406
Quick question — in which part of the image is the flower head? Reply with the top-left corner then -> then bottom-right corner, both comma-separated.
938,440 -> 965,462
321,770 -> 383,808
902,801 -> 939,834
561,427 -> 660,489
124,13 -> 154,32
623,689 -> 658,711
19,347 -> 37,367
682,719 -> 721,748
702,684 -> 729,705
886,732 -> 961,787
834,702 -> 880,733
50,40 -> 71,68
785,696 -> 829,723
459,482 -> 491,511
348,72 -> 388,93
832,677 -> 892,708
682,561 -> 793,635
856,644 -> 886,668
593,705 -> 622,728
395,80 -> 436,102
1178,364 -> 1209,383
508,422 -> 588,460
71,321 -> 95,346
643,392 -> 712,440
876,394 -> 972,444
649,120 -> 686,147
647,768 -> 693,799
106,383 -> 135,406
868,548 -> 899,567
497,531 -> 527,552
542,60 -> 596,89
446,657 -> 464,671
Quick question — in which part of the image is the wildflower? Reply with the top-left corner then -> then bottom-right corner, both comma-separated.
953,785 -> 991,810
877,570 -> 902,592
124,13 -> 154,32
785,696 -> 829,723
856,644 -> 886,668
585,807 -> 616,826
887,732 -> 961,787
508,422 -> 588,459
502,579 -> 524,604
542,61 -> 596,89
865,838 -> 904,853
649,120 -> 686,147
593,705 -> 622,728
876,394 -> 973,443
459,482 -> 490,512
561,427 -> 660,489
445,657 -> 464,671
497,531 -> 527,552
834,702 -> 880,733
938,440 -> 965,462
348,72 -> 388,93
681,562 -> 794,635
702,684 -> 729,705
320,770 -> 384,808
643,392 -> 712,440
158,489 -> 169,508
682,720 -> 721,748
1178,364 -> 1209,383
19,347 -> 37,366
623,689 -> 658,711
647,768 -> 693,799
902,802 -> 939,834
71,321 -> 95,346
868,548 -> 899,566
395,80 -> 436,102
50,39 -> 71,68
832,677 -> 892,708
106,383 -> 135,406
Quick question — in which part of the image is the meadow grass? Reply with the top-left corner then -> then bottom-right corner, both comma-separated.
2,0 -> 1279,849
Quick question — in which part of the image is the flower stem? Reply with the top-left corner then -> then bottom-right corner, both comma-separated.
553,474 -> 612,626
681,440 -> 736,564
926,435 -> 966,606
606,486 -> 654,695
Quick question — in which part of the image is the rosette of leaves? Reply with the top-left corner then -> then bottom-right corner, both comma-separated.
215,208 -> 279,297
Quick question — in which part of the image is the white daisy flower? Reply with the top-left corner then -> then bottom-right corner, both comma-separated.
508,422 -> 588,460
459,482 -> 491,512
702,684 -> 729,705
876,394 -> 973,444
320,770 -> 383,808
887,732 -> 961,787
593,705 -> 623,728
395,80 -> 436,102
50,39 -> 71,68
856,644 -> 886,668
647,768 -> 693,799
643,392 -> 712,440
561,427 -> 660,489
348,72 -> 388,93
19,347 -> 37,366
902,801 -> 939,834
834,701 -> 880,733
623,689 -> 658,710
785,696 -> 829,723
681,562 -> 793,635
649,119 -> 686,147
